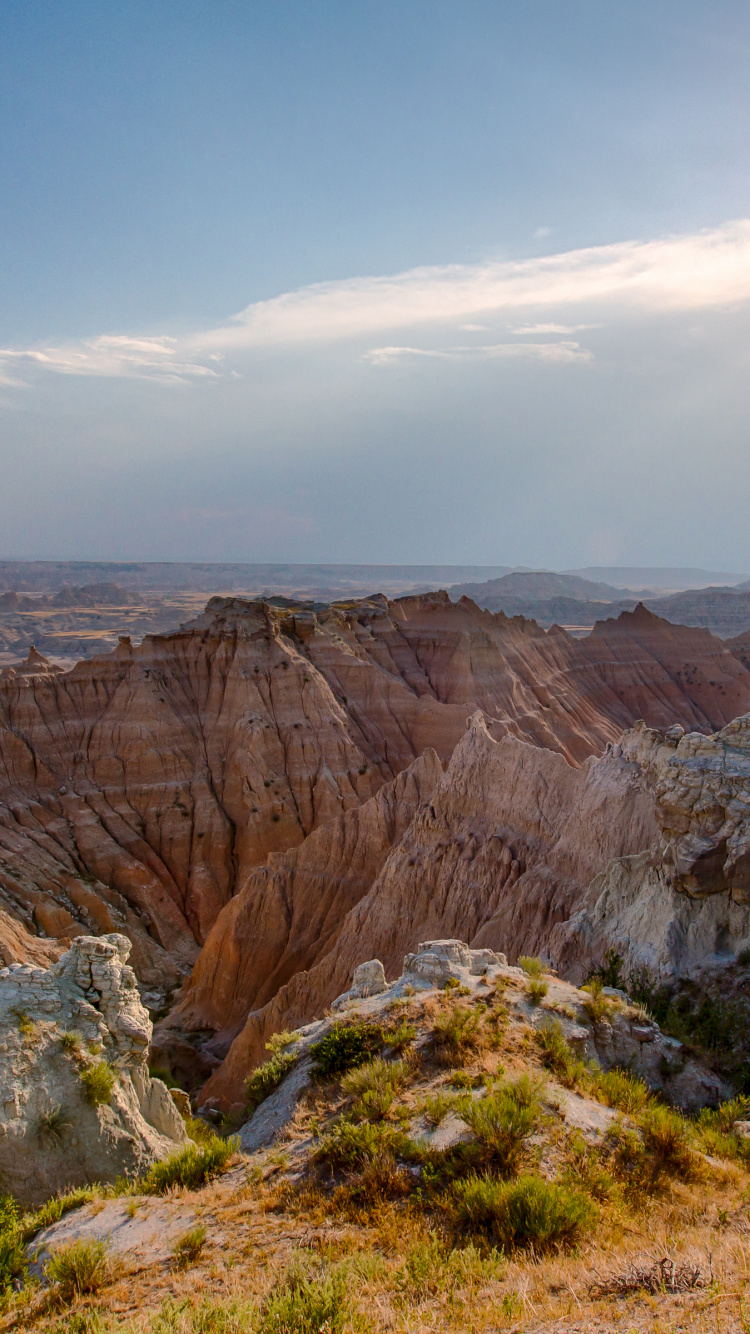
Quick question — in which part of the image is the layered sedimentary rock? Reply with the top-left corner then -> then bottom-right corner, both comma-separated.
0,934 -> 187,1206
553,716 -> 750,981
1,592 -> 749,991
193,714 -> 661,1107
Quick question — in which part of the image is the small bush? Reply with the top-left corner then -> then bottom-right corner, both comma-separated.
309,1020 -> 385,1078
15,1010 -> 35,1038
639,1105 -> 695,1183
519,956 -> 546,979
172,1224 -> 207,1269
580,978 -> 613,1023
259,1258 -> 349,1334
0,1196 -> 25,1293
60,1030 -> 83,1056
526,979 -> 548,1005
141,1135 -> 236,1194
431,1003 -> 483,1065
80,1061 -> 116,1106
37,1102 -> 73,1146
45,1238 -> 110,1299
245,1050 -> 297,1114
595,1068 -> 652,1116
462,1077 -> 542,1175
420,1090 -> 458,1127
342,1056 -> 410,1122
453,1173 -> 595,1250
534,1018 -> 587,1086
383,1019 -> 416,1053
591,949 -> 624,990
313,1119 -> 408,1172
396,1235 -> 448,1300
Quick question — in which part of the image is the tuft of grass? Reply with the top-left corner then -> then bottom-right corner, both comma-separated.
452,1172 -> 595,1251
0,1196 -> 26,1293
259,1257 -> 349,1334
534,1018 -> 588,1087
383,1018 -> 416,1053
341,1056 -> 411,1122
244,1050 -> 297,1115
45,1238 -> 110,1299
594,1068 -> 653,1116
395,1235 -> 448,1301
20,1187 -> 96,1243
141,1135 -> 237,1194
431,1003 -> 483,1066
309,1020 -> 385,1078
172,1224 -> 207,1269
419,1090 -> 459,1128
580,977 -> 613,1023
519,956 -> 547,979
37,1102 -> 73,1146
60,1030 -> 84,1056
694,1095 -> 750,1160
462,1075 -> 543,1175
79,1060 -> 116,1106
313,1119 -> 408,1173
638,1105 -> 696,1183
526,978 -> 548,1005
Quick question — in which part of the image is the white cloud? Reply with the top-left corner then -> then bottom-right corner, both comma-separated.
1,219 -> 750,384
365,341 -> 593,365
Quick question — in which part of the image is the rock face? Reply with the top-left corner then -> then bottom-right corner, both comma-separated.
1,592 -> 748,988
0,933 -> 187,1206
553,716 -> 750,982
192,714 -> 660,1107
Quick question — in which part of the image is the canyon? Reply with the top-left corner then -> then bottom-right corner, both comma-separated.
2,591 -> 750,1106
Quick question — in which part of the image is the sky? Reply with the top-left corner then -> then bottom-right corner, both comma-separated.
1,1 -> 749,568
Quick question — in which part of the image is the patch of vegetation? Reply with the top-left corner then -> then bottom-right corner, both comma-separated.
383,1018 -> 416,1053
590,949 -> 624,990
45,1237 -> 110,1299
37,1102 -> 73,1146
628,968 -> 750,1090
60,1030 -> 84,1056
594,1068 -> 653,1116
519,956 -> 547,978
79,1060 -> 117,1106
526,978 -> 548,1005
19,1187 -> 96,1242
693,1094 -> 750,1160
14,1010 -> 36,1039
431,1002 -> 483,1065
462,1075 -> 543,1175
148,1063 -> 174,1086
579,977 -> 613,1023
259,1257 -> 350,1334
313,1119 -> 409,1173
0,1195 -> 26,1293
452,1172 -> 595,1251
309,1020 -> 385,1078
341,1056 -> 411,1122
172,1224 -> 207,1269
419,1089 -> 459,1127
534,1018 -> 587,1087
244,1050 -> 298,1114
141,1135 -> 237,1194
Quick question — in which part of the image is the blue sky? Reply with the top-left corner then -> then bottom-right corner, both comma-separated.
1,1 -> 749,566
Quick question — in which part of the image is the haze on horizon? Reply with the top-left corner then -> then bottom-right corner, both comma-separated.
1,1 -> 749,571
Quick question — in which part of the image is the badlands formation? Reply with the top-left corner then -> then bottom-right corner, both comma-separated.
2,592 -> 750,1111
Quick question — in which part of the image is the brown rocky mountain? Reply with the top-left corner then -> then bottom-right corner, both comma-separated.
1,591 -> 749,1013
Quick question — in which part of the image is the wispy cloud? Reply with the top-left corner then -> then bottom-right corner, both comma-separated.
365,341 -> 592,365
1,220 -> 749,385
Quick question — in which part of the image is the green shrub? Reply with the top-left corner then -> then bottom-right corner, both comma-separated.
309,1020 -> 385,1078
313,1119 -> 408,1172
453,1172 -> 595,1250
534,1018 -> 587,1086
462,1077 -> 542,1174
141,1135 -> 236,1194
519,956 -> 546,978
590,949 -> 624,990
80,1061 -> 116,1106
395,1235 -> 448,1301
259,1259 -> 349,1334
580,978 -> 612,1023
420,1090 -> 458,1127
431,1003 -> 483,1065
172,1224 -> 207,1269
342,1056 -> 411,1122
383,1019 -> 416,1053
526,979 -> 548,1005
0,1195 -> 25,1293
245,1050 -> 297,1114
45,1238 -> 110,1299
594,1068 -> 652,1115
639,1105 -> 695,1183
20,1187 -> 96,1242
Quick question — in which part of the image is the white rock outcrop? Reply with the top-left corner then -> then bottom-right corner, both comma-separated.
0,934 -> 188,1206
